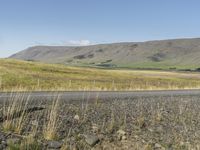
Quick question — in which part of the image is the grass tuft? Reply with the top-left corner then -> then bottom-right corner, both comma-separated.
2,93 -> 30,134
43,95 -> 60,140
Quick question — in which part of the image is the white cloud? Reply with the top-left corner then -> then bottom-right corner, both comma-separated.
31,40 -> 92,47
65,40 -> 91,46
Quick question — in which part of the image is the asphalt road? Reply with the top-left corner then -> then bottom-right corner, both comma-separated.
0,90 -> 200,101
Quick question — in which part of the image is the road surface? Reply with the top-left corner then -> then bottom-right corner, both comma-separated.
0,90 -> 200,101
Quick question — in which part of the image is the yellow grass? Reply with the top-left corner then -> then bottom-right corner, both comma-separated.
2,92 -> 30,134
1,58 -> 200,91
43,95 -> 60,140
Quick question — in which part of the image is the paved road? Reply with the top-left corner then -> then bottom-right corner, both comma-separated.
0,90 -> 200,101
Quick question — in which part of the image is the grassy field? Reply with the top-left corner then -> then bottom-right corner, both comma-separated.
1,58 -> 200,91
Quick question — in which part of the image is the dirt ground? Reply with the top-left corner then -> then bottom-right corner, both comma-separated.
0,93 -> 200,149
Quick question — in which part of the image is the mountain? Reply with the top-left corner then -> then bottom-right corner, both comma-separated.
9,38 -> 200,70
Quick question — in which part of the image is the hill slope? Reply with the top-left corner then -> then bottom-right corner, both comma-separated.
10,38 -> 200,70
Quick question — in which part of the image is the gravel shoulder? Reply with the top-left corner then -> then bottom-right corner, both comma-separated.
0,90 -> 200,149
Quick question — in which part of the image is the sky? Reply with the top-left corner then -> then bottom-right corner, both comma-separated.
0,0 -> 200,58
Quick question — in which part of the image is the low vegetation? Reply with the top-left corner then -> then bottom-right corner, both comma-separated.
1,59 -> 200,91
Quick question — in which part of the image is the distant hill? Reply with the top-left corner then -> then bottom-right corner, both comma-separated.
10,38 -> 200,70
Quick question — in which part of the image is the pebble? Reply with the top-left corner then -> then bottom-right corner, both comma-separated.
74,115 -> 80,121
47,141 -> 62,149
92,124 -> 99,133
83,134 -> 100,146
117,129 -> 126,136
117,129 -> 127,141
122,136 -> 127,140
155,143 -> 165,150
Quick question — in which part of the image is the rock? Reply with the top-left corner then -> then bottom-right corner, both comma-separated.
179,141 -> 184,146
74,115 -> 80,121
155,143 -> 161,148
83,134 -> 100,146
1,141 -> 6,146
47,141 -> 62,149
92,124 -> 99,133
148,128 -> 153,132
117,129 -> 126,136
31,120 -> 39,126
154,143 -> 165,150
117,129 -> 126,140
122,136 -> 127,140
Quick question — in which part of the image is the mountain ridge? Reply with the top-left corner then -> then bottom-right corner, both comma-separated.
10,38 -> 200,70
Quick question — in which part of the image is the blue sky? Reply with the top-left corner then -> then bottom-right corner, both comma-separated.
1,0 -> 200,58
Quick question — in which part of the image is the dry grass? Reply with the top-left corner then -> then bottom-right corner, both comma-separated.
1,92 -> 61,149
2,92 -> 30,134
43,95 -> 60,140
1,58 -> 200,91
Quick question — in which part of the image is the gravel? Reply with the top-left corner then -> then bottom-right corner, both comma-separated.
0,92 -> 200,149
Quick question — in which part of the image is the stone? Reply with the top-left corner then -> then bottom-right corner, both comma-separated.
155,143 -> 162,148
92,124 -> 99,133
47,141 -> 62,149
117,129 -> 126,141
83,134 -> 100,146
74,115 -> 80,121
31,120 -> 39,126
122,136 -> 127,140
154,143 -> 165,150
117,129 -> 126,136
1,141 -> 6,145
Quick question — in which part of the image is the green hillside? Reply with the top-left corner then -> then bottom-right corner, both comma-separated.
10,38 -> 200,70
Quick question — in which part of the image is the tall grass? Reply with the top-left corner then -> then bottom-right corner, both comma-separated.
2,92 -> 30,134
43,95 -> 60,140
1,92 -> 62,148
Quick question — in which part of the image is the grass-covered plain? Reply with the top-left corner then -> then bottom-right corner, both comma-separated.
1,59 -> 200,91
